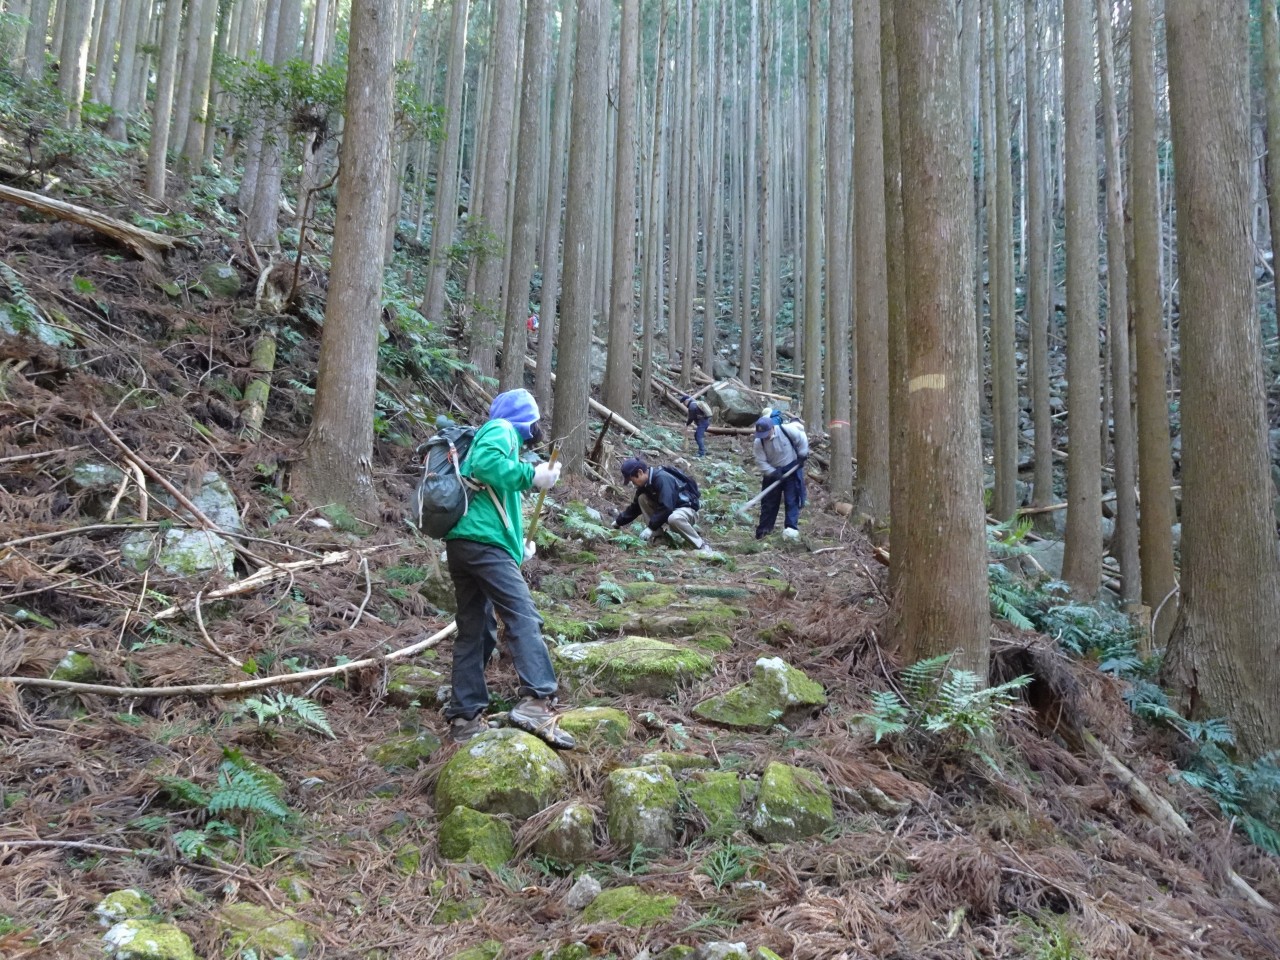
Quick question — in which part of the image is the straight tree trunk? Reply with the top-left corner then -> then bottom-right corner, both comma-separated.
58,0 -> 92,127
825,0 -> 854,499
854,0 -> 890,520
169,0 -> 206,161
105,0 -> 143,140
1130,0 -> 1178,645
1162,0 -> 1280,759
22,0 -> 52,83
422,0 -> 470,324
179,0 -> 220,171
1061,0 -> 1103,598
145,0 -> 185,200
802,0 -> 823,435
499,0 -> 552,393
881,0 -> 906,591
1025,0 -> 1054,531
992,0 -> 1018,521
536,0 -> 575,415
1097,0 -> 1139,605
757,0 -> 776,396
738,1 -> 758,386
90,0 -> 121,104
1262,0 -> 1280,278
552,0 -> 605,473
248,0 -> 302,247
467,0 -> 520,378
602,0 -> 639,411
638,2 -> 668,414
895,0 -> 991,676
295,0 -> 396,519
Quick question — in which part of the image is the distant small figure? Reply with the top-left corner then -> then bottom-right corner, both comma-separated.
613,456 -> 714,555
680,393 -> 713,457
527,313 -> 539,335
752,416 -> 809,541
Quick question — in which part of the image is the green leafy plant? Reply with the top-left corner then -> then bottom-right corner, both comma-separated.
854,654 -> 1032,773
699,842 -> 760,889
987,515 -> 1033,558
234,692 -> 335,739
562,511 -> 614,543
593,578 -> 627,608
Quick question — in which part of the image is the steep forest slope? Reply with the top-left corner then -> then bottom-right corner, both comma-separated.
3,131 -> 1280,960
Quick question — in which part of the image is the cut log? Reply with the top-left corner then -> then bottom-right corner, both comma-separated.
0,183 -> 184,265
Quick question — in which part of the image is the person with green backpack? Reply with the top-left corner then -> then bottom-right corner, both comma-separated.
442,388 -> 575,749
612,456 -> 714,555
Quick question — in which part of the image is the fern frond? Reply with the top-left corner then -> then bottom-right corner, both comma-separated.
208,767 -> 288,820
156,775 -> 211,810
278,693 -> 335,738
899,654 -> 950,700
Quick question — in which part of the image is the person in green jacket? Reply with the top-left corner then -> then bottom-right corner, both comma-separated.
443,388 -> 575,748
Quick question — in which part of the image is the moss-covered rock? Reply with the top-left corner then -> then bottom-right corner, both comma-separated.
693,945 -> 750,960
554,636 -> 713,697
200,262 -> 242,298
540,610 -> 599,642
539,574 -> 580,600
692,657 -> 827,730
369,729 -> 443,770
635,751 -> 717,773
418,574 -> 458,613
51,650 -> 98,683
749,762 -> 834,843
557,706 -> 631,746
682,584 -> 754,600
384,664 -> 447,707
102,920 -> 196,960
653,948 -> 696,960
450,940 -> 503,960
596,604 -> 749,639
684,771 -> 744,834
395,843 -> 422,874
435,728 -> 568,819
689,631 -> 733,652
605,765 -> 680,853
533,802 -> 598,863
578,886 -> 678,927
220,902 -> 314,958
95,889 -> 155,926
438,806 -> 515,869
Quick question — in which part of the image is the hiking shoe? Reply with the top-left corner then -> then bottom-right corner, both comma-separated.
696,544 -> 716,557
782,527 -> 800,540
449,715 -> 490,744
509,697 -> 577,749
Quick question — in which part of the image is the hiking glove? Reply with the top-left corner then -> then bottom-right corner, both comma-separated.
639,528 -> 653,542
532,461 -> 562,491
523,541 -> 537,563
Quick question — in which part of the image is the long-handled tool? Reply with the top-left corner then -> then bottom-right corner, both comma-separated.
525,444 -> 560,544
733,464 -> 800,518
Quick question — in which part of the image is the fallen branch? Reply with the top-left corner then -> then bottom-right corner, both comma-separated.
1081,729 -> 1273,911
1,619 -> 457,699
150,545 -> 394,621
0,446 -> 84,466
0,183 -> 184,265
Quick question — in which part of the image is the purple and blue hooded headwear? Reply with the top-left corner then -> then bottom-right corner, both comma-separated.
489,388 -> 541,440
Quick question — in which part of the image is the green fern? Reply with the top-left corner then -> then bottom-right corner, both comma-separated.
593,579 -> 627,608
207,763 -> 289,820
235,692 -> 335,739
858,690 -> 909,743
987,515 -> 1033,557
562,511 -> 614,543
156,775 -> 211,810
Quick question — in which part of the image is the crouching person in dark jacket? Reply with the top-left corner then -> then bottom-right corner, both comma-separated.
613,457 -> 714,555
